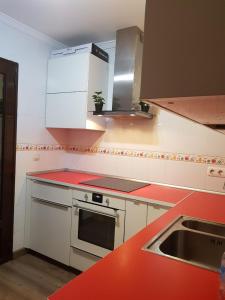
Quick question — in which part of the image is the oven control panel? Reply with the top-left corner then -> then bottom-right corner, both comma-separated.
92,193 -> 103,204
72,189 -> 125,210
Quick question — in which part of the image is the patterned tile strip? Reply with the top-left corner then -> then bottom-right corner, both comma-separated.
16,143 -> 67,151
16,143 -> 225,166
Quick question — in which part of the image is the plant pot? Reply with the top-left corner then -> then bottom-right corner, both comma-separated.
140,103 -> 150,112
95,103 -> 103,113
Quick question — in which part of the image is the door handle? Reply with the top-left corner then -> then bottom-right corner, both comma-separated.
33,197 -> 70,209
73,205 -> 119,219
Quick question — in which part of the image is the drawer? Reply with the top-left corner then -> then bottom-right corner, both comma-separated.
70,247 -> 100,272
31,181 -> 72,206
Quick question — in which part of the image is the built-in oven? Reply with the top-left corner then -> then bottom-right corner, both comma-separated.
71,191 -> 125,258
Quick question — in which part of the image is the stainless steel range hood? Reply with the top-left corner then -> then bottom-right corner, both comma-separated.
94,27 -> 153,119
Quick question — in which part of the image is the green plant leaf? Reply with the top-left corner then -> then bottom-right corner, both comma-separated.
92,90 -> 105,104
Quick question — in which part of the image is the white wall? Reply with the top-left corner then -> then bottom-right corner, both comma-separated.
0,14 -> 67,251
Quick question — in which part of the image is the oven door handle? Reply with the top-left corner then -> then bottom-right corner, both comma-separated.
73,205 -> 120,220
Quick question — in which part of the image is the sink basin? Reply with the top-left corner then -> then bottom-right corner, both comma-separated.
143,216 -> 225,272
182,219 -> 225,237
160,230 -> 225,270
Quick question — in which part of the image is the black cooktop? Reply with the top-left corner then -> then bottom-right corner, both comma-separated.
80,177 -> 150,193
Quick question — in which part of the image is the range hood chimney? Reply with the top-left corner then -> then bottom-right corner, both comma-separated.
94,26 -> 153,119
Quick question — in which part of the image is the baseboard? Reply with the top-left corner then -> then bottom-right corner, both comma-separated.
27,249 -> 82,276
13,248 -> 27,259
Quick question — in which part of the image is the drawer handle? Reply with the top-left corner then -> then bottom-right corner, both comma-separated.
32,197 -> 70,209
152,204 -> 160,208
150,203 -> 169,210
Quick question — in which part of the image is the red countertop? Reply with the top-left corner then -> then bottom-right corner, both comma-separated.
31,170 -> 192,205
48,191 -> 225,300
31,171 -> 101,185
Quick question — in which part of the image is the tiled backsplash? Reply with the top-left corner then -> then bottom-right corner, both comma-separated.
16,143 -> 225,166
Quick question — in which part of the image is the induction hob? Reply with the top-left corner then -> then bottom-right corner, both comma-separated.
80,177 -> 150,193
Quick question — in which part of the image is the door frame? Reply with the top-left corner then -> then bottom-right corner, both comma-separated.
0,57 -> 18,264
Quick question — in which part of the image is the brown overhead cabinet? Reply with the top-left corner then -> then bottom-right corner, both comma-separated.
141,0 -> 225,133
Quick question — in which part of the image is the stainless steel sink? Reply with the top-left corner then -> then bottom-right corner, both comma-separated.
143,216 -> 225,272
182,219 -> 225,237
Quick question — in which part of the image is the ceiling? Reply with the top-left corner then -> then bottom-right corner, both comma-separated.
0,0 -> 146,46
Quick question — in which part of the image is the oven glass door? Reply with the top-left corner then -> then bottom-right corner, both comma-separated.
71,200 -> 125,258
78,209 -> 115,250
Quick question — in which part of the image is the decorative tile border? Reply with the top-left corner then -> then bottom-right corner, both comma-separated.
16,143 -> 225,166
67,145 -> 225,166
16,143 -> 66,151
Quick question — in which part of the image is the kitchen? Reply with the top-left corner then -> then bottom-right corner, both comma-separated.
0,0 -> 225,299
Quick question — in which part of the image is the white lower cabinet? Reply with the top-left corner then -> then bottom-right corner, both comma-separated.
29,197 -> 71,265
125,200 -> 170,241
125,200 -> 148,241
70,247 -> 100,272
26,179 -> 171,271
147,204 -> 169,225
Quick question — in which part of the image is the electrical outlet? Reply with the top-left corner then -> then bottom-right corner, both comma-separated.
207,166 -> 225,178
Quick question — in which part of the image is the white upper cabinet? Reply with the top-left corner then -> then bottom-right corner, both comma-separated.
46,92 -> 88,129
47,53 -> 90,93
45,48 -> 108,130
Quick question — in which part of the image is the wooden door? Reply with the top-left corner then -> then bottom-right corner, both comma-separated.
0,57 -> 18,264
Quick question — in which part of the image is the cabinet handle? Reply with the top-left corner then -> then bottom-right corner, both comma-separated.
152,204 -> 159,208
32,197 -> 70,209
150,203 -> 169,210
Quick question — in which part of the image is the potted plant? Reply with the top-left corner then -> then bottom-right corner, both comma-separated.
139,101 -> 150,112
92,91 -> 105,113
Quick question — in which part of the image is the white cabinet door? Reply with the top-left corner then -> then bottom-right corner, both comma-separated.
46,92 -> 87,128
125,200 -> 148,241
29,198 -> 71,265
147,204 -> 169,225
47,53 -> 90,93
31,181 -> 72,206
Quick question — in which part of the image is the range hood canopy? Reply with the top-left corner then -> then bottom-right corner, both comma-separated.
140,0 -> 225,134
94,26 -> 153,119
